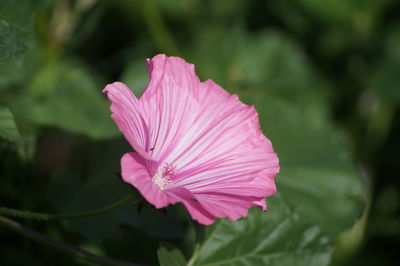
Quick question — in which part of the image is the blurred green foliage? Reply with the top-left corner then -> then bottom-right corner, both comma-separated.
1,0 -> 399,265
0,107 -> 20,142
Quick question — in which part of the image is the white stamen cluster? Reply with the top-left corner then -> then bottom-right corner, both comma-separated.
152,164 -> 173,190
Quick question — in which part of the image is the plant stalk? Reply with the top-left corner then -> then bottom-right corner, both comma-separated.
0,215 -> 143,266
0,195 -> 135,221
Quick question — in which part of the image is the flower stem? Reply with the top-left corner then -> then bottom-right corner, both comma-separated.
0,215 -> 144,266
0,195 -> 135,221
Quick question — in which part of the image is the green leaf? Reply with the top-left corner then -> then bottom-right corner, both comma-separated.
0,0 -> 37,62
0,0 -> 42,89
0,107 -> 21,142
158,246 -> 186,266
14,61 -> 119,139
0,19 -> 27,62
190,196 -> 332,266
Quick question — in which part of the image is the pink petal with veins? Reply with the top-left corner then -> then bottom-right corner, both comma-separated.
103,54 -> 279,225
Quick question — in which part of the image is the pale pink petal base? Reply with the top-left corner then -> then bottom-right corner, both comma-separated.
121,152 -> 216,225
121,152 -> 173,209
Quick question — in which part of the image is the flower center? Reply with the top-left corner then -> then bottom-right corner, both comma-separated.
152,163 -> 174,190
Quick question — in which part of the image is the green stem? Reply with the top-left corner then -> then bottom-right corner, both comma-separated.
0,195 -> 135,221
187,217 -> 204,266
187,244 -> 200,266
0,215 -> 143,266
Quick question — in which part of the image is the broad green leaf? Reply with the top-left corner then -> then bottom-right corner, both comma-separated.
0,19 -> 26,62
190,196 -> 332,266
0,107 -> 20,142
16,61 -> 119,139
195,30 -> 365,237
0,0 -> 38,62
0,35 -> 42,91
158,246 -> 186,266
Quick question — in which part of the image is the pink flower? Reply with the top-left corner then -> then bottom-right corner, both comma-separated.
103,54 -> 279,225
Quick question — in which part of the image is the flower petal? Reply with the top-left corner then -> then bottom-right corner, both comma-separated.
167,79 -> 279,198
181,199 -> 215,225
142,54 -> 200,99
103,82 -> 151,159
139,55 -> 202,162
105,55 -> 280,225
121,152 -> 216,224
194,192 -> 267,221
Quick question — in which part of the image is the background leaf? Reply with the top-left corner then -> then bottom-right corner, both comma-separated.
0,0 -> 37,62
11,61 -> 119,139
0,107 -> 20,142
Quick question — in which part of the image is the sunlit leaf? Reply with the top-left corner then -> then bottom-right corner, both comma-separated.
190,196 -> 332,266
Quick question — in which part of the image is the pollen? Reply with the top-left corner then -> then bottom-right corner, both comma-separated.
152,163 -> 174,190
